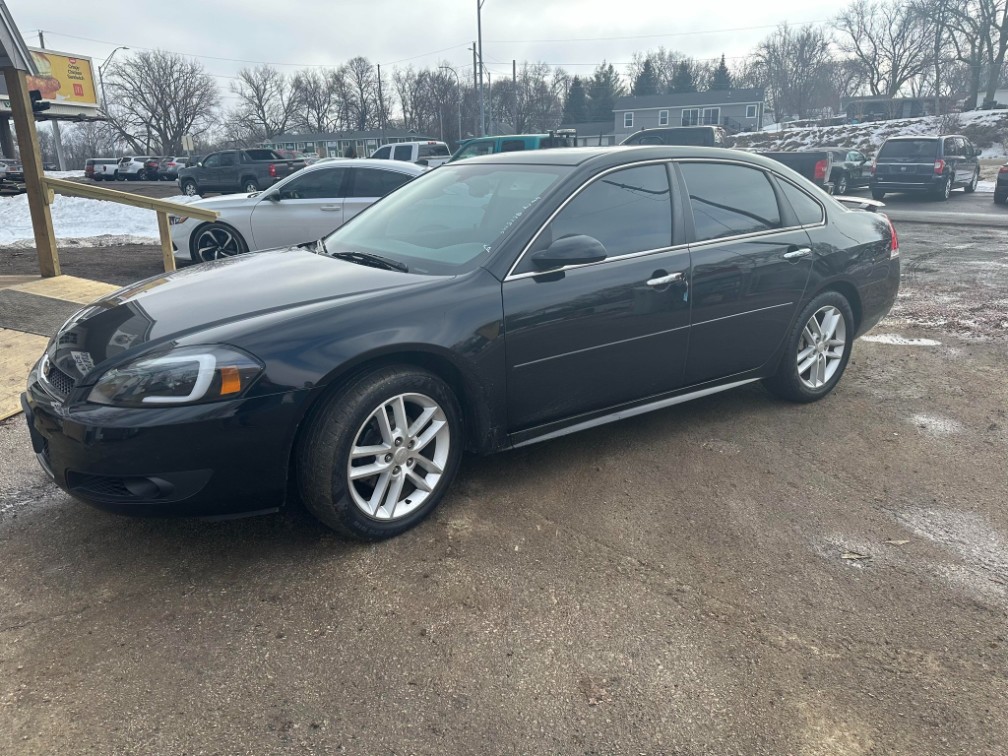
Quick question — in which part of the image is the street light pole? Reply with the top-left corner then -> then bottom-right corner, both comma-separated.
439,65 -> 462,146
98,46 -> 129,114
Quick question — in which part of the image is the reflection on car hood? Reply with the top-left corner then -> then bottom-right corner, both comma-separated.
171,192 -> 261,212
49,248 -> 431,382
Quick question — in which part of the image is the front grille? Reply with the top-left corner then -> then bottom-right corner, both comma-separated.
41,357 -> 76,396
68,473 -> 135,499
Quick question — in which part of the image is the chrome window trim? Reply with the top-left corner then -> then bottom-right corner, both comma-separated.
504,159 -> 679,282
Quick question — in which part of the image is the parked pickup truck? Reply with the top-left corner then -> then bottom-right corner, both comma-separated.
177,149 -> 306,196
370,141 -> 451,167
758,150 -> 834,193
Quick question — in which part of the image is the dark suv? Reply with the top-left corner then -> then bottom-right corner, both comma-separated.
870,135 -> 980,201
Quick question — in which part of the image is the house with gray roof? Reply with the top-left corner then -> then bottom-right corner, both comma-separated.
612,89 -> 766,141
264,128 -> 437,158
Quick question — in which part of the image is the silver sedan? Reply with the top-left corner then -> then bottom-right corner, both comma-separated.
169,159 -> 426,264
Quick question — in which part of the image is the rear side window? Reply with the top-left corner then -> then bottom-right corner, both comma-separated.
878,139 -> 937,160
680,162 -> 781,241
540,164 -> 672,260
244,149 -> 278,161
349,168 -> 414,198
393,145 -> 413,161
455,141 -> 495,159
371,146 -> 391,159
500,140 -> 526,152
778,180 -> 824,226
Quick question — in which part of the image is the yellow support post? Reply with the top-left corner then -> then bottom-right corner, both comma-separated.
156,211 -> 176,273
2,67 -> 59,277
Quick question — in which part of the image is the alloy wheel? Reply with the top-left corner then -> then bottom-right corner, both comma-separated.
346,392 -> 451,521
942,176 -> 951,199
835,174 -> 848,195
195,226 -> 243,261
797,305 -> 846,390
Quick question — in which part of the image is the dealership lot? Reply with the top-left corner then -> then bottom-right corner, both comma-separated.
0,220 -> 1006,754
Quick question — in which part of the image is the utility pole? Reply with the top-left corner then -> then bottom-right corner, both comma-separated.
512,59 -> 517,133
37,31 -> 66,171
477,0 -> 486,136
472,44 -> 479,136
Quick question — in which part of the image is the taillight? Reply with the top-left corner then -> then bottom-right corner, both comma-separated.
268,163 -> 277,177
934,159 -> 945,175
814,159 -> 827,182
870,160 -> 877,176
883,214 -> 899,259
999,165 -> 1008,176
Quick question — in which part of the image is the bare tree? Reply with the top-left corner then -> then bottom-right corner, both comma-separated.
943,0 -> 1008,108
105,50 -> 219,153
754,24 -> 835,119
343,57 -> 383,132
834,0 -> 934,97
290,68 -> 343,133
229,64 -> 295,142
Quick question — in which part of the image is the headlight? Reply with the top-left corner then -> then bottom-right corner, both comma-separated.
87,345 -> 263,407
168,215 -> 189,225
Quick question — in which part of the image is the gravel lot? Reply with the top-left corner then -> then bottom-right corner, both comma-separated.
1,222 -> 1006,755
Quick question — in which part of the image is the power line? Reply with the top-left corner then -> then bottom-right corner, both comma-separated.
486,20 -> 829,44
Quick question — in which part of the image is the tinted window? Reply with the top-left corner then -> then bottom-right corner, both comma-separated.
277,168 -> 346,199
539,164 -> 672,261
779,180 -> 824,226
943,138 -> 961,157
878,139 -> 937,160
219,152 -> 237,167
245,149 -> 279,161
393,145 -> 413,161
371,146 -> 391,159
500,139 -> 526,152
418,143 -> 450,157
349,168 -> 413,198
202,153 -> 221,168
455,141 -> 495,159
680,162 -> 781,241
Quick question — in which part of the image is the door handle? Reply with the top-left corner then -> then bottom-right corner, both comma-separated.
320,204 -> 340,211
783,247 -> 812,260
646,272 -> 685,287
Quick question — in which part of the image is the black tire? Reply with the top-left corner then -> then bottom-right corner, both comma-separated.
115,171 -> 124,181
834,172 -> 849,195
298,366 -> 464,540
763,291 -> 855,404
180,179 -> 200,196
189,223 -> 248,263
242,178 -> 259,193
935,175 -> 952,201
995,193 -> 1008,206
871,189 -> 885,201
963,168 -> 979,194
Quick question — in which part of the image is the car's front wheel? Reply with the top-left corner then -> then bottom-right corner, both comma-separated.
764,291 -> 854,403
964,168 -> 979,194
242,179 -> 259,193
190,223 -> 248,262
180,179 -> 200,196
298,366 -> 464,540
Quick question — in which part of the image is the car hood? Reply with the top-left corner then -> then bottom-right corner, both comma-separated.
49,248 -> 435,383
171,192 -> 260,212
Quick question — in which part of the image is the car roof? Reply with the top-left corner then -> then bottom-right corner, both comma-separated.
300,157 -> 426,174
451,145 -> 788,170
884,135 -> 940,141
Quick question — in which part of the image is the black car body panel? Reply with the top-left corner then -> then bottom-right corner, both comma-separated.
995,164 -> 1008,204
24,146 -> 899,519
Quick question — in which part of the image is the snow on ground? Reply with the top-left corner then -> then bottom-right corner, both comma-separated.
736,109 -> 1008,160
44,171 -> 85,180
0,192 -> 191,246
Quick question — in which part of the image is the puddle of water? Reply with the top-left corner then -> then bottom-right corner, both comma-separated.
861,334 -> 941,346
911,413 -> 963,437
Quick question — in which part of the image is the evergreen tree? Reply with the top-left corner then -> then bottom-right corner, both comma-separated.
710,54 -> 732,91
587,61 -> 624,122
562,76 -> 589,123
632,59 -> 660,97
670,60 -> 698,93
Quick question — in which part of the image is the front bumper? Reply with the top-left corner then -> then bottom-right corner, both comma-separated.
23,364 -> 312,519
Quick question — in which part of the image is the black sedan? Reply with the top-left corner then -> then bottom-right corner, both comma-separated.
995,163 -> 1007,205
23,147 -> 900,540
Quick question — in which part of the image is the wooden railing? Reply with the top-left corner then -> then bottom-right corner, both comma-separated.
40,177 -> 220,273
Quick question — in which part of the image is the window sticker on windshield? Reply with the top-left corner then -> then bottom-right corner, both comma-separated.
70,351 -> 95,375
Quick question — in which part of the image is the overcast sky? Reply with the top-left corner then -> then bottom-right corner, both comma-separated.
10,0 -> 854,107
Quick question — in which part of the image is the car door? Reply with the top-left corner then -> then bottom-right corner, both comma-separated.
341,167 -> 416,224
249,166 -> 348,249
677,160 -> 814,386
198,153 -> 222,190
502,162 -> 692,431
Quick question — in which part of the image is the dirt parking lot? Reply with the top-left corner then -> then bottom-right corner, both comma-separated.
1,222 -> 1006,755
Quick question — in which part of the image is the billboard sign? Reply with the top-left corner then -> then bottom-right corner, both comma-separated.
0,47 -> 100,117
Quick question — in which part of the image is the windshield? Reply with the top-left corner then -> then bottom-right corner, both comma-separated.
878,139 -> 937,161
322,163 -> 570,275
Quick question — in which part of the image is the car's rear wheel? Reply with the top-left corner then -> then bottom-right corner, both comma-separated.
936,175 -> 952,200
963,168 -> 979,194
871,189 -> 885,201
115,171 -> 124,181
764,291 -> 854,403
834,172 -> 849,195
191,223 -> 248,262
298,366 -> 463,540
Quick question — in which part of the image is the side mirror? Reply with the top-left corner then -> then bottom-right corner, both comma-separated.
531,235 -> 607,270
266,191 -> 281,203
